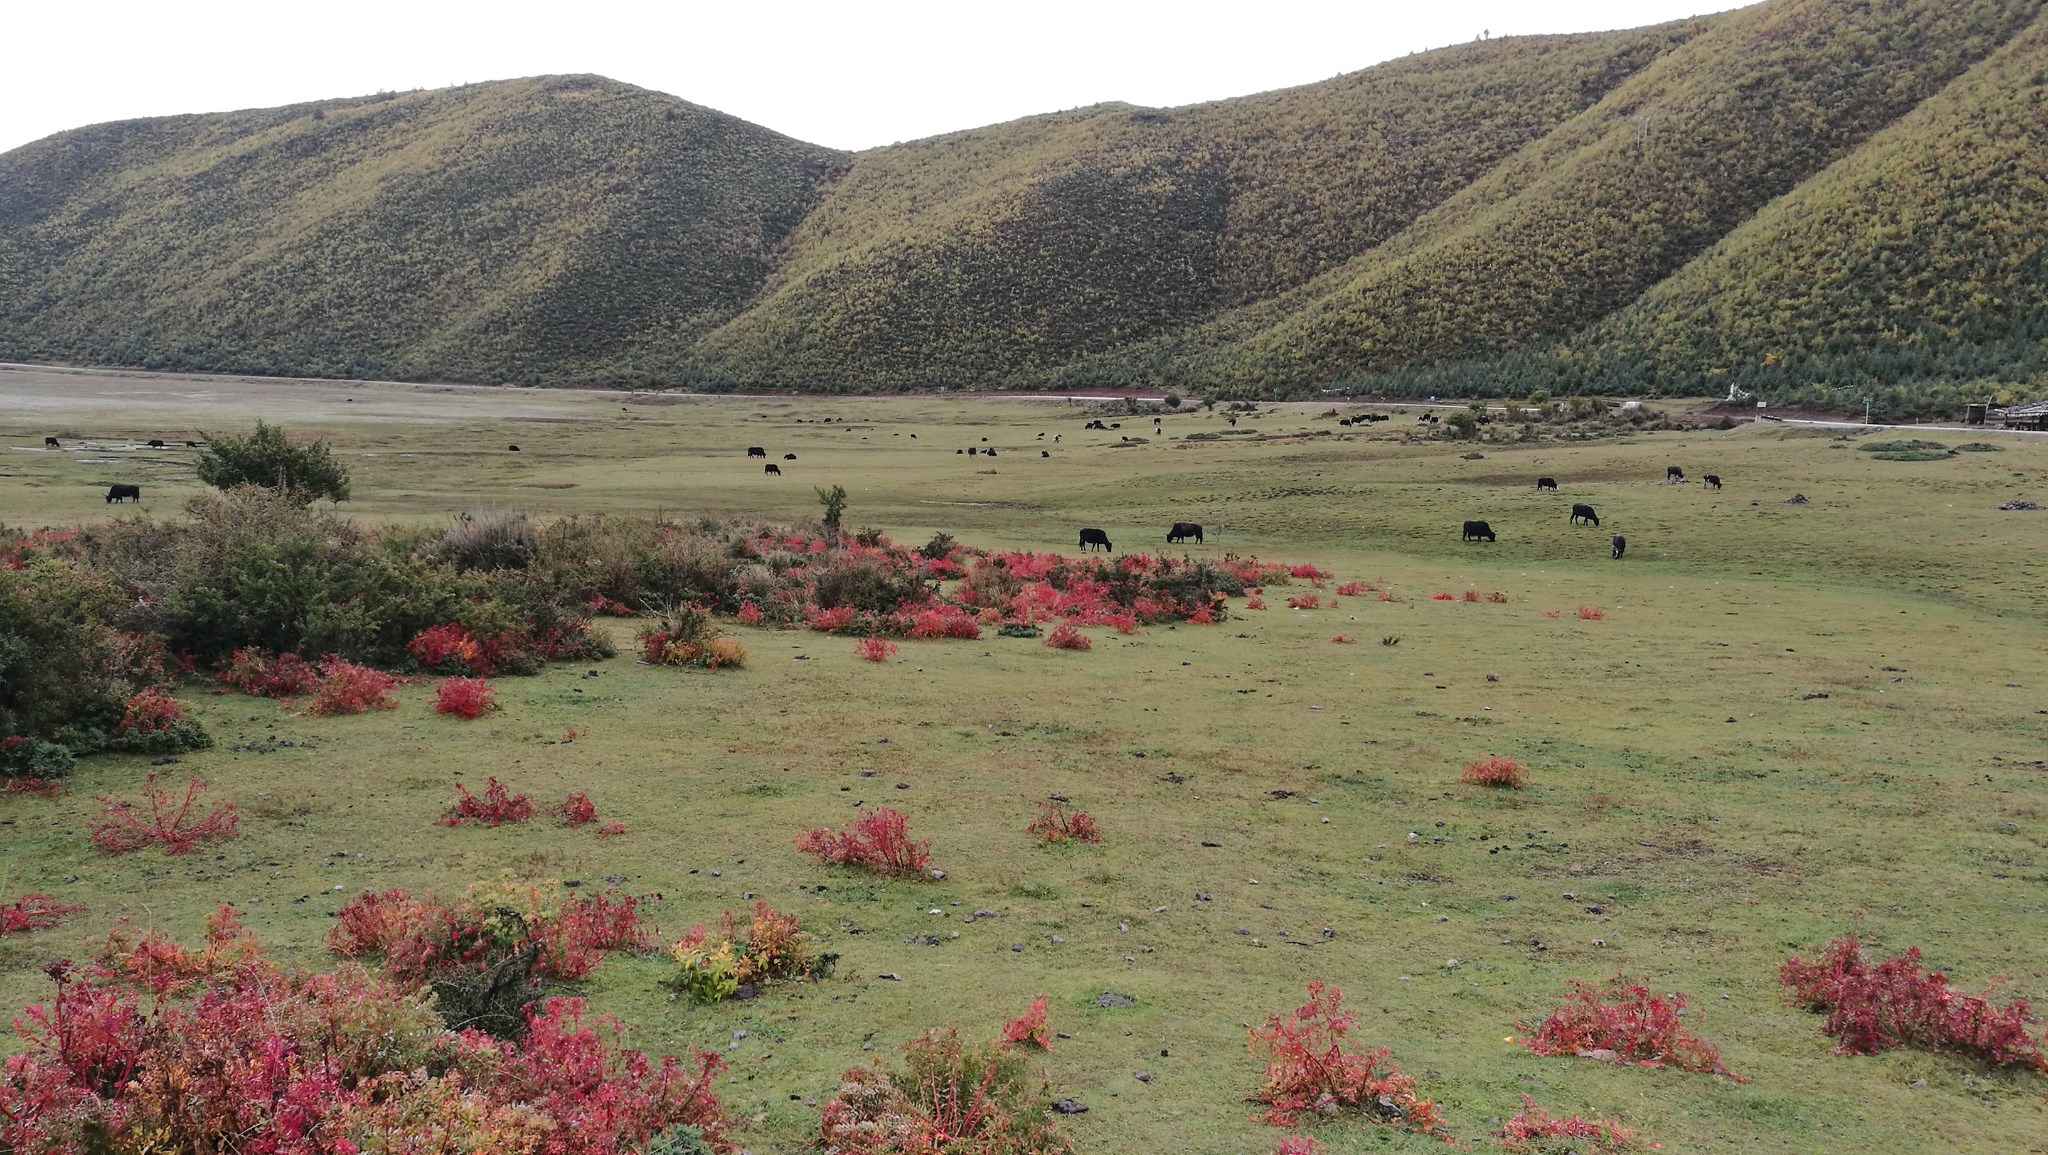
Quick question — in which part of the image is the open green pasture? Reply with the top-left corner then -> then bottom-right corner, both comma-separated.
3,365 -> 2048,1152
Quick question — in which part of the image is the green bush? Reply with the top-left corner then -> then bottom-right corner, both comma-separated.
0,559 -> 137,764
196,421 -> 351,504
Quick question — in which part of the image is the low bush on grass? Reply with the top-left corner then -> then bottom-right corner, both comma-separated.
1577,605 -> 1606,621
1858,438 -> 1955,461
408,621 -> 485,674
557,790 -> 600,827
106,686 -> 212,754
1244,594 -> 1267,610
1330,634 -> 1353,644
640,605 -> 748,670
1518,977 -> 1740,1077
331,885 -> 657,996
997,621 -> 1044,637
2,913 -> 733,1153
307,655 -> 401,715
1780,935 -> 2047,1068
1043,625 -> 1091,651
1286,593 -> 1320,610
1432,592 -> 1456,601
431,676 -> 498,719
89,774 -> 239,855
796,808 -> 932,876
666,902 -> 828,1005
1272,1137 -> 1320,1155
1025,801 -> 1101,845
1334,582 -> 1367,596
441,777 -> 535,827
1462,754 -> 1528,789
0,895 -> 82,934
217,648 -> 320,698
1497,1095 -> 1639,1153
1000,996 -> 1053,1051
855,635 -> 899,662
818,1023 -> 1071,1155
1247,980 -> 1444,1133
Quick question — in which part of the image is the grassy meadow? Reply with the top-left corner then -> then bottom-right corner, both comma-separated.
3,365 -> 2047,1153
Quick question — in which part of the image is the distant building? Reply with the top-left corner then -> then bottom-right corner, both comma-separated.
2000,400 -> 2048,431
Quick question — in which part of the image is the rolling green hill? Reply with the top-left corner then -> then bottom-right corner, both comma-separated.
3,0 -> 2045,401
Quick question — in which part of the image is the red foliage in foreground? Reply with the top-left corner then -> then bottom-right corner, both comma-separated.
440,777 -> 535,827
89,775 -> 239,855
408,622 -> 484,674
0,920 -> 733,1154
1577,605 -> 1607,620
1780,935 -> 2047,1069
1273,1137 -> 1320,1155
328,887 -> 655,985
1247,981 -> 1444,1133
1025,801 -> 1102,845
1001,995 -> 1053,1050
4,776 -> 62,797
1498,1095 -> 1638,1153
307,655 -> 401,716
431,676 -> 497,719
1461,754 -> 1527,789
796,808 -> 932,875
1334,582 -> 1367,597
1244,595 -> 1267,610
1431,592 -> 1455,601
217,648 -> 320,698
1285,593 -> 1320,610
0,895 -> 82,934
557,791 -> 600,827
1043,624 -> 1091,651
1520,977 -> 1740,1078
855,635 -> 899,662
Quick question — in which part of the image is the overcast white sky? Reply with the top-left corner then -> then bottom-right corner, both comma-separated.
2,1 -> 1751,155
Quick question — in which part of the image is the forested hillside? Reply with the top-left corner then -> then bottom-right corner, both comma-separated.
3,0 -> 2044,402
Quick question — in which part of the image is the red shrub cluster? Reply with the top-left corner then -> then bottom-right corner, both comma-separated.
1330,634 -> 1353,644
325,888 -> 430,958
1333,582 -> 1367,597
736,601 -> 765,624
1431,592 -> 1455,601
3,776 -> 62,797
216,648 -> 319,698
330,886 -> 655,986
1244,594 -> 1267,610
1541,609 -> 1563,618
2,918 -> 731,1154
597,821 -> 628,838
408,622 -> 484,674
1780,935 -> 2047,1068
90,774 -> 239,855
431,676 -> 498,719
111,687 -> 190,740
1288,564 -> 1327,580
1001,996 -> 1053,1050
908,605 -> 982,639
1025,801 -> 1102,845
1285,593 -> 1320,610
1,895 -> 82,934
1377,588 -> 1399,602
1498,1095 -> 1638,1153
796,808 -> 932,875
586,596 -> 635,616
818,1025 -> 1069,1155
1273,1137 -> 1320,1155
307,655 -> 401,715
1520,977 -> 1740,1077
1487,591 -> 1510,603
1462,589 -> 1481,602
1577,605 -> 1607,620
557,791 -> 600,827
1187,605 -> 1216,624
855,635 -> 899,662
1461,754 -> 1527,789
1248,981 -> 1444,1132
440,777 -> 534,827
1043,624 -> 1091,651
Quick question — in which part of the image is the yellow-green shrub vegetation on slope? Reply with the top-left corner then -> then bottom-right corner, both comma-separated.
0,76 -> 849,385
698,26 -> 1698,388
1197,0 -> 2046,394
1568,13 -> 2048,414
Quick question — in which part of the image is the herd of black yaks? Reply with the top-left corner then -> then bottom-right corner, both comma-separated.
1467,466 -> 1722,559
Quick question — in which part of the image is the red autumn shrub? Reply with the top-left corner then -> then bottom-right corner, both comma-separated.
736,601 -> 765,625
796,808 -> 931,875
2,776 -> 61,797
1780,935 -> 2047,1068
1330,634 -> 1353,644
1043,624 -> 1091,651
1187,605 -> 1216,625
1001,996 -> 1053,1050
1285,593 -> 1320,610
1498,1095 -> 1638,1153
908,606 -> 981,639
1462,754 -> 1527,789
1288,564 -> 1326,580
1334,582 -> 1367,597
533,894 -> 658,981
1274,1137 -> 1320,1155
90,774 -> 239,855
817,1026 -> 1068,1155
597,822 -> 627,838
557,791 -> 600,827
3,921 -> 734,1154
1520,977 -> 1741,1077
809,605 -> 859,633
1430,592 -> 1455,601
855,635 -> 899,662
1,895 -> 82,934
1462,589 -> 1481,602
1244,595 -> 1267,610
408,622 -> 484,674
216,648 -> 319,698
440,777 -> 534,827
1025,801 -> 1102,845
431,676 -> 498,719
1487,591 -> 1510,603
1577,605 -> 1606,620
1247,980 -> 1444,1133
1377,588 -> 1399,603
307,656 -> 400,716
1541,609 -> 1563,618
326,888 -> 432,958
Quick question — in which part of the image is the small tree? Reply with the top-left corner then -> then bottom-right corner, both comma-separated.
196,421 -> 350,504
815,485 -> 849,534
1164,393 -> 1182,409
1444,410 -> 1478,438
